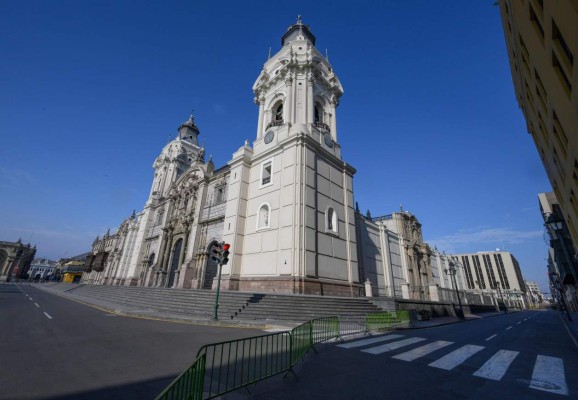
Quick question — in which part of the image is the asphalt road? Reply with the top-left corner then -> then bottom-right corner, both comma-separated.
0,283 -> 264,400
227,310 -> 578,399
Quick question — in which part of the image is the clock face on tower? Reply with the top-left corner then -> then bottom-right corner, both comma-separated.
323,133 -> 333,148
264,131 -> 274,144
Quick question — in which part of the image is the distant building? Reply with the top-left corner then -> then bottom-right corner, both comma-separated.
54,253 -> 88,283
447,251 -> 527,308
0,239 -> 36,282
525,280 -> 544,307
28,258 -> 57,281
499,1 -> 578,251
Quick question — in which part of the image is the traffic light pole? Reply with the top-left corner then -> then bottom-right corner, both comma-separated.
213,262 -> 222,320
212,242 -> 230,321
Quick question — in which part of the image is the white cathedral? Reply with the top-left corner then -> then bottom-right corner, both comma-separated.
83,19 -> 510,301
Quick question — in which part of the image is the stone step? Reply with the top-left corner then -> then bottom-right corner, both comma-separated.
74,291 -> 249,310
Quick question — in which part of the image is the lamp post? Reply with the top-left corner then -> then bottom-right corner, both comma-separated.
446,258 -> 465,320
549,271 -> 572,321
494,281 -> 507,313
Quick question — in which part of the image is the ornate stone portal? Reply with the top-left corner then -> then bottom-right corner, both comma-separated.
0,239 -> 36,282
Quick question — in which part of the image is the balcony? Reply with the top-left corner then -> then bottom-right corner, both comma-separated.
266,120 -> 284,129
313,121 -> 330,132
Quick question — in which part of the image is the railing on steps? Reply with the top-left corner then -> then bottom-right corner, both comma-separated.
154,312 -> 410,400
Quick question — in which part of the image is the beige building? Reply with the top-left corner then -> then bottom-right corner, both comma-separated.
449,251 -> 527,307
499,0 -> 578,250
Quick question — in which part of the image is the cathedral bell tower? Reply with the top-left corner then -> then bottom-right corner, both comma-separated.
221,18 -> 359,296
178,114 -> 200,146
147,115 -> 204,203
252,17 -> 344,158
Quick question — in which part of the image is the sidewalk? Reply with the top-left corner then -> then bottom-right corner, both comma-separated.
559,310 -> 578,349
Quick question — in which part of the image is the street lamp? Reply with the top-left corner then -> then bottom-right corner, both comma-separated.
549,271 -> 572,321
446,258 -> 465,320
494,281 -> 507,313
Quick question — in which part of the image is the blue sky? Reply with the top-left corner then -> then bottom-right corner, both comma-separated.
0,1 -> 552,291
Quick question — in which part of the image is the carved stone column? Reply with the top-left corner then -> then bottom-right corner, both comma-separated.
329,96 -> 338,141
306,72 -> 314,124
285,75 -> 293,125
255,96 -> 265,139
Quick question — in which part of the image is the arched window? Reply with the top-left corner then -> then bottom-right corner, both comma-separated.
314,105 -> 321,123
274,102 -> 283,122
326,207 -> 338,233
147,253 -> 155,268
257,203 -> 271,230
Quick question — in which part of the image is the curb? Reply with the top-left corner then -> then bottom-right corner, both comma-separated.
405,311 -> 516,330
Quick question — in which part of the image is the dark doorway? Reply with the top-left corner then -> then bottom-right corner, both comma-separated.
203,242 -> 220,289
168,239 -> 183,288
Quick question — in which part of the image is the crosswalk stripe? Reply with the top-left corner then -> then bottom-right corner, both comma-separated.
392,340 -> 453,361
529,355 -> 568,396
361,337 -> 426,355
428,344 -> 485,370
337,334 -> 404,349
473,350 -> 519,381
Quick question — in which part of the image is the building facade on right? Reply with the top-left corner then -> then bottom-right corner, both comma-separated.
499,1 -> 578,250
539,191 -> 578,311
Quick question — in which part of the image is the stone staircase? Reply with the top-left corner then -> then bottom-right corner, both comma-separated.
40,283 -> 391,323
235,292 -> 386,322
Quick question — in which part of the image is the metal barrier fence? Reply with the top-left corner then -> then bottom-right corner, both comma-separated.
155,313 -> 410,400
155,353 -> 206,400
199,332 -> 292,398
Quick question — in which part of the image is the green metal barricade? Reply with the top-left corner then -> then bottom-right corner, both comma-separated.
155,352 -> 206,400
290,321 -> 312,365
154,310 -> 411,399
366,311 -> 410,332
200,332 -> 291,399
311,316 -> 340,344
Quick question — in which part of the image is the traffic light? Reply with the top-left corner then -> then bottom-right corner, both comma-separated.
211,243 -> 223,264
222,243 -> 230,265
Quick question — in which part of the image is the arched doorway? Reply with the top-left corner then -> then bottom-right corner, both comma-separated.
0,250 -> 7,275
167,239 -> 183,288
203,241 -> 220,289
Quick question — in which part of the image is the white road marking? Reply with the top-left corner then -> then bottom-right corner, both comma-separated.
517,322 -> 522,325
29,297 -> 33,301
43,312 -> 52,320
428,345 -> 485,370
361,337 -> 425,355
34,303 -> 40,308
529,355 -> 568,396
338,334 -> 404,349
392,341 -> 453,361
473,350 -> 519,381
485,334 -> 498,341
506,326 -> 513,330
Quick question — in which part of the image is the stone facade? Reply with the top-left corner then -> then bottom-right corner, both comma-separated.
0,239 -> 36,282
